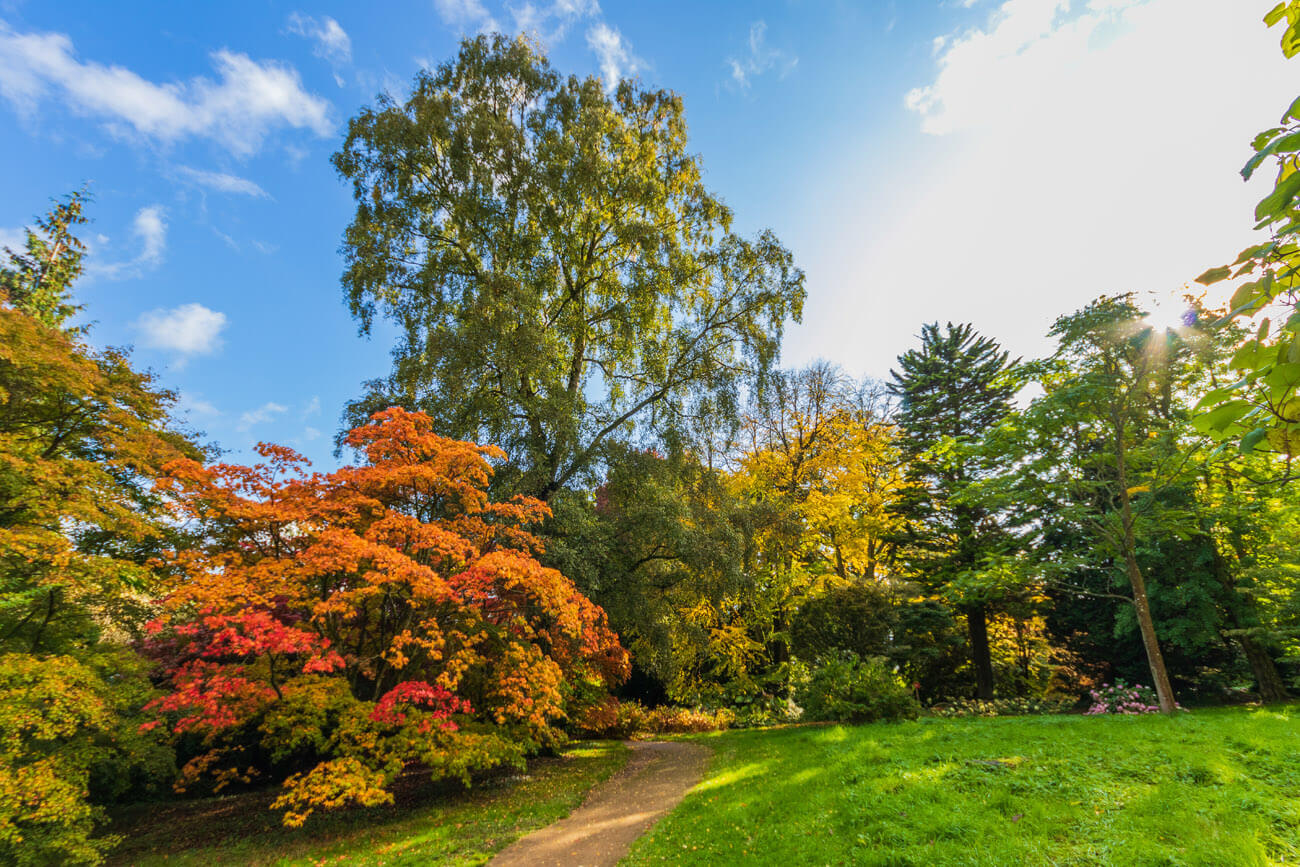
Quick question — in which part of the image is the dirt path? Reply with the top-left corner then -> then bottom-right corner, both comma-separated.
490,740 -> 709,867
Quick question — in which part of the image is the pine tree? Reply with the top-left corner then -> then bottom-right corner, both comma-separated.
888,323 -> 1018,700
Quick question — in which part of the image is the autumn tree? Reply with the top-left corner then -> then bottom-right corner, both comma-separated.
0,193 -> 195,864
333,35 -> 805,500
888,323 -> 1019,700
145,408 -> 628,826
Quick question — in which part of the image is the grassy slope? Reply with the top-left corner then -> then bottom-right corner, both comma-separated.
626,707 -> 1300,866
107,741 -> 627,866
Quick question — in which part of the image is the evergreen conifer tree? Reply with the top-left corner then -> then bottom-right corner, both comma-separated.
889,323 -> 1018,700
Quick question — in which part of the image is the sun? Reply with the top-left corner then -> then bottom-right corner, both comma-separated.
1140,290 -> 1193,333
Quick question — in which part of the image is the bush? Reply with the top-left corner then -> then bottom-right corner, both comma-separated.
796,654 -> 919,724
645,705 -> 736,733
1084,680 -> 1169,715
0,652 -> 172,866
572,699 -> 734,738
927,696 -> 1076,718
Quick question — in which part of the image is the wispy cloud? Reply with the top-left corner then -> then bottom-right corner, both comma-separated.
301,395 -> 321,418
0,21 -> 332,155
586,22 -> 641,89
286,13 -> 351,85
136,302 -> 228,361
237,401 -> 288,431
88,205 -> 168,280
433,0 -> 499,33
727,21 -> 797,89
135,205 -> 165,264
510,0 -> 599,41
175,166 -> 269,198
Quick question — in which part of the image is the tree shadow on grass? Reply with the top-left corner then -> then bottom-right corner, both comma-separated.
105,742 -> 627,866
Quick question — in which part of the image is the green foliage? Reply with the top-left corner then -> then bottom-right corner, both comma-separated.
788,582 -> 893,663
0,189 -> 87,329
0,652 -> 171,866
333,34 -> 804,499
795,653 -> 920,724
888,322 -> 1021,699
546,446 -> 750,704
1194,2 -> 1300,462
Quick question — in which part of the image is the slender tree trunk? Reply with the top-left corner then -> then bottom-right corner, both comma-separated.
1114,465 -> 1177,712
966,603 -> 995,700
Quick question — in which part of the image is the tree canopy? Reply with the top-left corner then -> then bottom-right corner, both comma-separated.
333,35 -> 805,500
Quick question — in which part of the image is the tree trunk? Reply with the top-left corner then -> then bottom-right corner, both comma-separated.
1207,544 -> 1290,704
1120,545 -> 1178,713
1239,633 -> 1290,703
1112,410 -> 1177,714
966,603 -> 995,700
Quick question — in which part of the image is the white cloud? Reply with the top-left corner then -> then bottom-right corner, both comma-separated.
728,21 -> 797,89
510,0 -> 599,41
434,0 -> 499,33
303,426 -> 322,441
136,302 -> 227,357
586,22 -> 640,89
782,0 -> 1296,381
88,205 -> 168,280
302,395 -> 321,418
286,13 -> 350,85
0,21 -> 332,156
134,205 -> 166,265
286,13 -> 351,65
176,165 -> 269,197
237,401 -> 288,431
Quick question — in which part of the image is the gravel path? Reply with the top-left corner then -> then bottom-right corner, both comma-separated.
490,740 -> 709,867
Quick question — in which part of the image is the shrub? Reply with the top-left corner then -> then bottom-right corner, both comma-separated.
796,654 -> 920,724
572,699 -> 733,738
927,696 -> 1076,718
645,705 -> 736,733
1084,680 -> 1169,715
0,652 -> 172,866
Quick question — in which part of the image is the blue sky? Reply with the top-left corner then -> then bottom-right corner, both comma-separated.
0,0 -> 1293,468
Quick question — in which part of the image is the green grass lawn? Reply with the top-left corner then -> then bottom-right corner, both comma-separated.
106,741 -> 627,866
625,707 -> 1300,866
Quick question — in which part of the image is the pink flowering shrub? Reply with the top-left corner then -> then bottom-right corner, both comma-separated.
1084,680 -> 1168,715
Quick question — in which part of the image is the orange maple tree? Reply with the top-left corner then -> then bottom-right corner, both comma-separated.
143,408 -> 628,824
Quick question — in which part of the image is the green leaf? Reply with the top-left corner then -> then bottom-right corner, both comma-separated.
1240,427 -> 1270,454
1256,171 -> 1300,223
1286,95 -> 1300,123
1195,266 -> 1232,286
1254,126 -> 1285,150
1273,129 -> 1300,154
1234,242 -> 1275,265
1192,399 -> 1252,434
